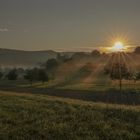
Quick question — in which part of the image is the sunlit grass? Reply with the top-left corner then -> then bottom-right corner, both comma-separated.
56,82 -> 140,91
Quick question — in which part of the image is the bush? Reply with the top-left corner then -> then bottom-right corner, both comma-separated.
6,69 -> 17,80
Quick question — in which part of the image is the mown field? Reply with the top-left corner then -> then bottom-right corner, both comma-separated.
0,91 -> 140,140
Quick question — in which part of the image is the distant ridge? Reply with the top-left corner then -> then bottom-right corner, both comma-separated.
0,48 -> 73,67
0,48 -> 57,53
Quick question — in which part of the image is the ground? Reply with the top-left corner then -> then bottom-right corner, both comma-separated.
0,91 -> 140,140
0,80 -> 139,105
0,80 -> 140,139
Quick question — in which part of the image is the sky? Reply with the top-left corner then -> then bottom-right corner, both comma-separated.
0,0 -> 140,51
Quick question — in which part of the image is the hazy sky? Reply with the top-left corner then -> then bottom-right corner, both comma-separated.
0,0 -> 140,51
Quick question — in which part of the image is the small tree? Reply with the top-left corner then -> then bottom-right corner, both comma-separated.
24,70 -> 33,85
6,69 -> 17,80
24,68 -> 49,85
37,69 -> 49,84
45,58 -> 58,79
24,68 -> 38,85
91,50 -> 101,57
135,71 -> 140,81
104,53 -> 132,91
0,72 -> 3,80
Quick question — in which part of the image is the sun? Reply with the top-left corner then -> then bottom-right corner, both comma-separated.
112,41 -> 125,52
100,38 -> 132,53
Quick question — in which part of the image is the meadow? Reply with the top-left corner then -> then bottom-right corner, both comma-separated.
0,80 -> 139,105
0,91 -> 140,140
0,79 -> 140,140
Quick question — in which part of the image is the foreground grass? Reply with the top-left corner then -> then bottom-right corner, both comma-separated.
0,91 -> 140,140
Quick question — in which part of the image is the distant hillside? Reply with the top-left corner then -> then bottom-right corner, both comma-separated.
0,48 -> 73,67
0,47 -> 139,68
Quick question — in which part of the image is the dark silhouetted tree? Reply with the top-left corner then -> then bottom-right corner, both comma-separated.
134,46 -> 140,54
45,58 -> 58,79
104,53 -> 132,91
0,72 -> 3,80
6,69 -> 17,80
37,69 -> 49,84
91,50 -> 101,57
24,68 -> 38,85
135,71 -> 140,81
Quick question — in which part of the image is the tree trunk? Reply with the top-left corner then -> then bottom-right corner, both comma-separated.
119,79 -> 122,91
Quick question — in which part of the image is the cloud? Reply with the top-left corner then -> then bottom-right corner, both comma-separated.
0,28 -> 9,32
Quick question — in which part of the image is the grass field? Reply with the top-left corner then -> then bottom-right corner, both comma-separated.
1,80 -> 140,91
0,91 -> 140,140
0,80 -> 140,105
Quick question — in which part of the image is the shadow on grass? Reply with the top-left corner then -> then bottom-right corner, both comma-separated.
0,84 -> 139,105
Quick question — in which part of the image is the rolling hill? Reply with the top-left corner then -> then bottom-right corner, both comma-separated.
0,48 -> 73,67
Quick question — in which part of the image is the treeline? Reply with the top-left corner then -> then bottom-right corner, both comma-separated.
0,52 -> 75,85
0,50 -> 102,84
0,68 -> 49,85
0,58 -> 58,85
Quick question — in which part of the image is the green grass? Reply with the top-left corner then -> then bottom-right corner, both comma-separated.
0,91 -> 140,140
